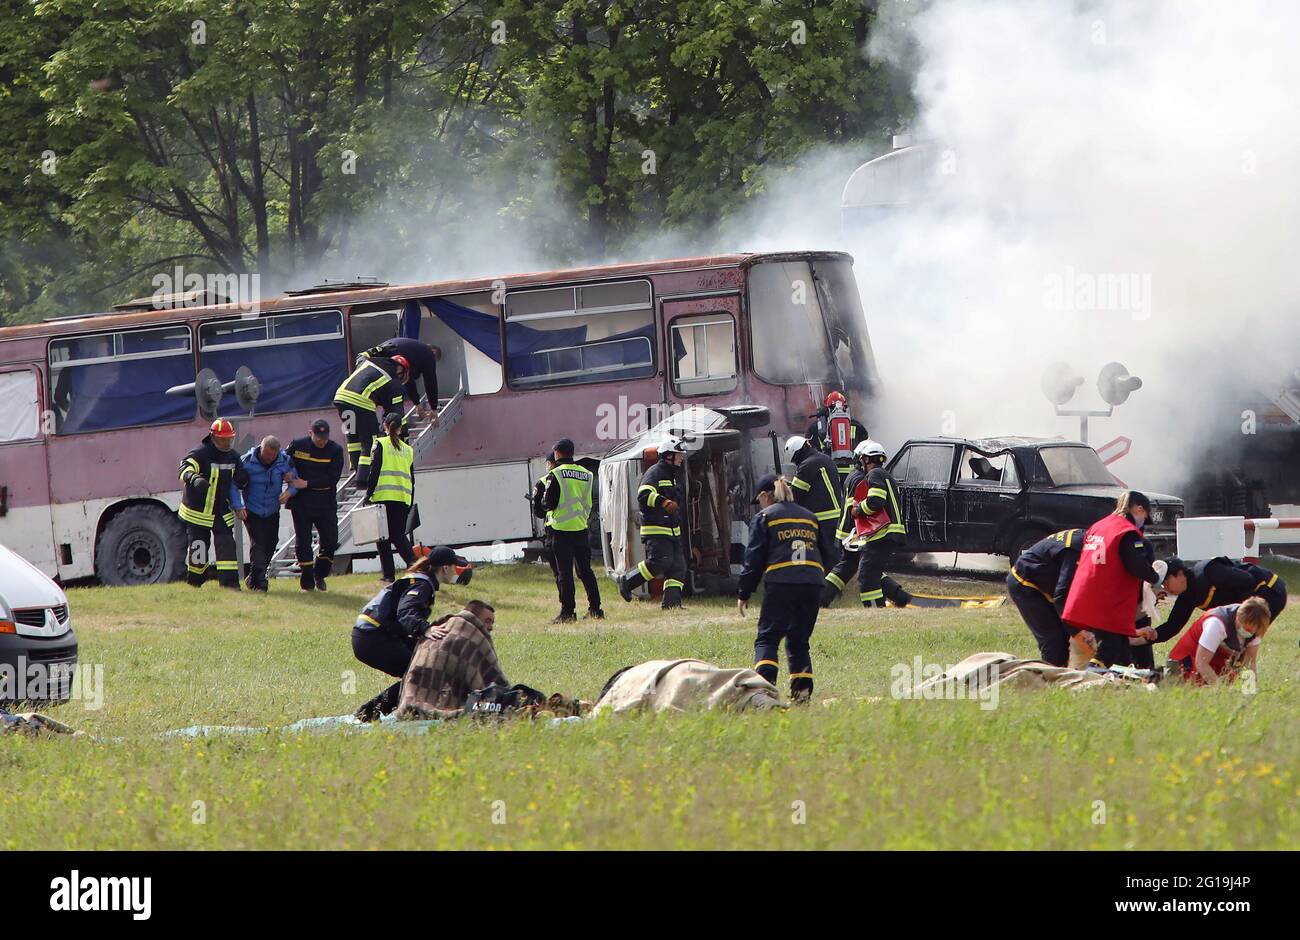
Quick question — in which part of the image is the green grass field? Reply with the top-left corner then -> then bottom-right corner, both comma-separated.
2,560 -> 1296,850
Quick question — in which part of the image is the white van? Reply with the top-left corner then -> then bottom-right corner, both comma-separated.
0,544 -> 78,704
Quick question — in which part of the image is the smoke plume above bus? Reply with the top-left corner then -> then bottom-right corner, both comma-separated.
709,0 -> 1300,493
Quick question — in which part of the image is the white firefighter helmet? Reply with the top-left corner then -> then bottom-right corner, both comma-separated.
854,439 -> 887,462
659,435 -> 690,455
783,435 -> 809,464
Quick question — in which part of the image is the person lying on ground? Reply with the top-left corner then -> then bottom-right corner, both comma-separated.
396,600 -> 508,719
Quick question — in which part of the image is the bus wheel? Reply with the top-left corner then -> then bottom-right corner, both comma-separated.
96,504 -> 187,586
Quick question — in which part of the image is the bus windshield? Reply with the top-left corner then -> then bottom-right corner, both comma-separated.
748,257 -> 876,395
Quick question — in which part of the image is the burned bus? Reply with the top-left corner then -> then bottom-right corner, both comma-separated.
0,251 -> 878,584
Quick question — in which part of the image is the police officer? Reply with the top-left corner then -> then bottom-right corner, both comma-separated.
1006,528 -> 1085,666
178,418 -> 249,589
784,435 -> 842,568
804,391 -> 869,480
1157,556 -> 1287,642
737,474 -> 836,703
617,435 -> 689,610
288,418 -> 346,591
365,412 -> 417,582
845,439 -> 910,608
351,546 -> 471,721
540,439 -> 604,623
334,353 -> 409,483
361,337 -> 442,422
532,455 -> 561,589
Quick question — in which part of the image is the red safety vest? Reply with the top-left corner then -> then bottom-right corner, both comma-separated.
1061,513 -> 1142,636
1169,605 -> 1243,680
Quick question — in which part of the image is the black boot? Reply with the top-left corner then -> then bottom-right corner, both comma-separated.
586,608 -> 606,620
882,576 -> 911,608
300,567 -> 315,591
618,572 -> 640,603
354,681 -> 402,722
550,611 -> 577,624
314,555 -> 332,591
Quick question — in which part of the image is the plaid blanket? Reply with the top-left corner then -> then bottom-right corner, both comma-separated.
396,609 -> 508,719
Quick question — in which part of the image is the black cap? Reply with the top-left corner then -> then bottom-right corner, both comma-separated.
552,438 -> 575,458
751,472 -> 779,505
1127,490 -> 1152,514
1164,556 -> 1187,577
428,546 -> 469,567
311,419 -> 329,435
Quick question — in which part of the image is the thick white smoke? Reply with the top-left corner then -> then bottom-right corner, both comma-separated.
714,0 -> 1300,494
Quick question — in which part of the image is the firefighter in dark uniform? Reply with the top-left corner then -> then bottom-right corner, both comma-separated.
540,439 -> 604,623
178,418 -> 249,588
333,353 -> 409,484
288,418 -> 346,591
1157,556 -> 1287,643
617,435 -> 689,609
1006,528 -> 1085,666
361,337 -> 441,421
738,474 -> 837,702
804,390 -> 869,480
847,439 -> 910,607
821,445 -> 868,607
784,434 -> 842,569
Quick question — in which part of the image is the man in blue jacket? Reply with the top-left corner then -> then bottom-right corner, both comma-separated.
234,435 -> 306,591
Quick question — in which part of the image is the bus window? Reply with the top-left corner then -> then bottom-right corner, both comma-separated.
0,370 -> 40,442
503,279 -> 654,389
349,308 -> 400,358
748,261 -> 835,386
48,325 -> 194,434
421,292 -> 504,396
671,314 -> 737,396
199,310 -> 346,414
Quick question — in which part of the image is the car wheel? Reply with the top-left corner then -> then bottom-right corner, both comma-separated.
1010,527 -> 1051,564
96,504 -> 187,586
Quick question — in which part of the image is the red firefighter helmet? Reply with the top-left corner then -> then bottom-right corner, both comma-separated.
209,418 -> 236,439
825,391 -> 847,409
391,354 -> 411,373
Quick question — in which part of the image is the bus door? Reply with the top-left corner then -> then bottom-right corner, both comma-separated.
0,366 -> 58,575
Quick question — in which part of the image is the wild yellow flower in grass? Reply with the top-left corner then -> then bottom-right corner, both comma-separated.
527,801 -> 538,811
1107,756 -> 1116,765
1254,762 -> 1275,777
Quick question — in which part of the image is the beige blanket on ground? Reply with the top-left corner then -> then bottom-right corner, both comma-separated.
593,659 -> 784,714
908,651 -> 1156,695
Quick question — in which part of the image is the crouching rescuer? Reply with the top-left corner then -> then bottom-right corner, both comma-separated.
178,419 -> 249,588
737,474 -> 835,702
617,435 -> 689,609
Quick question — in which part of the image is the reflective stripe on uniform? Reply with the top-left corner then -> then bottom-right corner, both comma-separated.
790,477 -> 811,491
1010,567 -> 1054,603
815,508 -> 840,521
754,659 -> 779,669
639,484 -> 660,507
663,579 -> 684,590
766,560 -> 825,573
826,572 -> 845,589
641,525 -> 680,537
547,464 -> 593,532
861,589 -> 884,601
637,560 -> 654,581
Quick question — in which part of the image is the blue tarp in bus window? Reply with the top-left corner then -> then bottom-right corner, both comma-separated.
203,336 -> 347,415
53,356 -> 196,434
424,296 -> 654,386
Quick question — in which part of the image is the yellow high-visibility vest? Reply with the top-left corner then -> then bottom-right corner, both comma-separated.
372,437 -> 414,505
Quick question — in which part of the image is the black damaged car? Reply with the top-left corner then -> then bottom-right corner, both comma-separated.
885,436 -> 1183,561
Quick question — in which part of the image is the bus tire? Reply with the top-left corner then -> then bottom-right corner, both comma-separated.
95,504 -> 187,586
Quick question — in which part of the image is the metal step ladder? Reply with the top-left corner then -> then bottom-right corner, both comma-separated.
267,389 -> 465,578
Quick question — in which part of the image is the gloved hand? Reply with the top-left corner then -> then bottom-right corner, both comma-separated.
191,475 -> 208,492
662,498 -> 679,515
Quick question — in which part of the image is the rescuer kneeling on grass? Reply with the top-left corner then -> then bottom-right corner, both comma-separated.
365,412 -> 417,583
396,600 -> 508,719
1156,555 -> 1288,642
617,435 -> 689,609
541,438 -> 603,623
1167,596 -> 1271,684
1062,491 -> 1161,666
178,418 -> 249,589
1006,528 -> 1084,666
737,474 -> 836,703
351,547 -> 473,721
